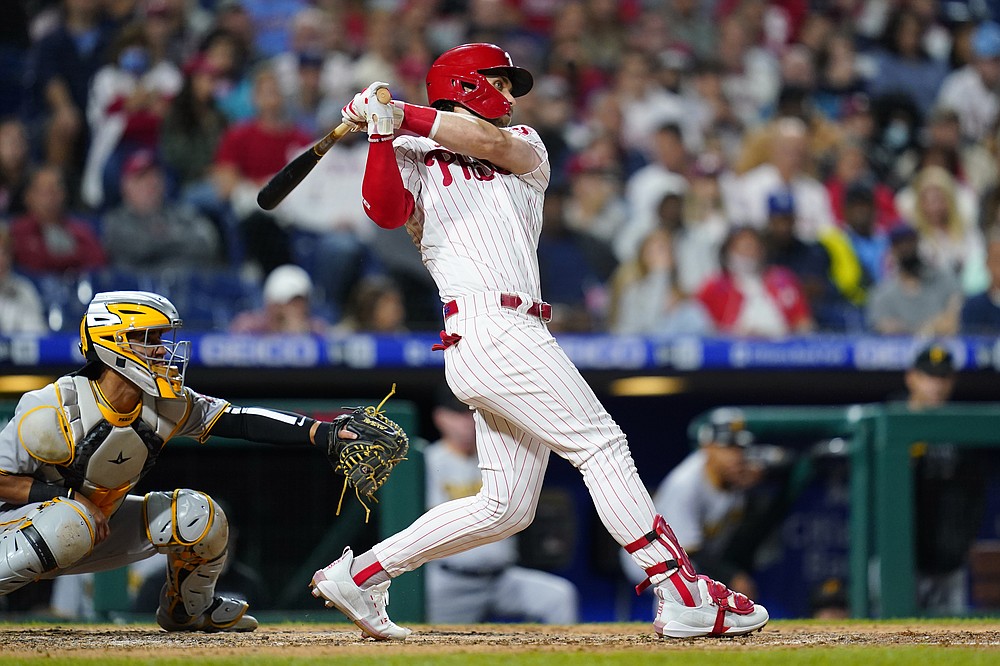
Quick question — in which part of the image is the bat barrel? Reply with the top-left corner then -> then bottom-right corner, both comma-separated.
256,147 -> 321,210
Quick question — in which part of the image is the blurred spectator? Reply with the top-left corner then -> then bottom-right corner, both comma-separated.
352,9 -> 397,90
716,13 -> 780,128
423,386 -> 579,624
160,53 -> 228,191
613,51 -> 693,163
0,117 -> 32,218
961,229 -> 1000,334
262,6 -> 340,135
865,7 -> 949,118
685,63 -> 745,164
201,25 -> 258,123
0,225 -> 47,334
281,50 -> 331,136
212,65 -> 311,277
735,117 -> 836,241
577,0 -> 629,73
868,92 -> 923,190
22,0 -> 114,173
80,23 -> 183,210
842,180 -> 891,288
824,140 -> 899,232
10,165 -> 105,274
230,263 -> 329,335
536,187 -> 614,333
523,75 -> 575,190
935,20 -> 1000,143
236,0 -> 309,60
542,5 -> 610,109
839,93 -> 877,144
918,106 -> 997,199
735,85 -> 843,176
866,225 -> 962,335
276,129 -> 380,311
618,123 -> 688,261
697,226 -> 814,337
141,0 -> 208,65
607,227 -> 713,336
763,190 -> 863,331
102,150 -> 221,271
679,152 -> 731,294
272,6 -> 350,109
814,30 -> 867,121
564,149 -> 627,252
333,275 -> 407,334
896,165 -> 986,293
660,0 -> 717,61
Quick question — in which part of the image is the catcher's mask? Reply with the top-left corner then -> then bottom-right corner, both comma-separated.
79,291 -> 190,399
426,43 -> 533,120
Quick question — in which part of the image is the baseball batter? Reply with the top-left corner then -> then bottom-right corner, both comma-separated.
0,291 -> 352,631
309,43 -> 768,640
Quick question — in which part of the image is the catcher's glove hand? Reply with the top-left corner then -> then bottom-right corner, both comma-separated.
326,385 -> 409,520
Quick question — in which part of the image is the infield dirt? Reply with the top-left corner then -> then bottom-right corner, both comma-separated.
0,621 -> 998,659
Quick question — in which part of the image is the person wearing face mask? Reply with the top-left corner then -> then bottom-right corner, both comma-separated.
865,225 -> 963,335
81,24 -> 182,210
697,226 -> 814,337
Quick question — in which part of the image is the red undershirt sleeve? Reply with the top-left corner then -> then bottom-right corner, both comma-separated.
362,137 -> 414,230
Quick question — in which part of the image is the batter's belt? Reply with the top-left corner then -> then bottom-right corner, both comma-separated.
442,292 -> 552,323
438,563 -> 508,579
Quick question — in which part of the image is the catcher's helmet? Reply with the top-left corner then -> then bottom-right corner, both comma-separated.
79,291 -> 190,399
426,43 -> 533,120
697,408 -> 754,448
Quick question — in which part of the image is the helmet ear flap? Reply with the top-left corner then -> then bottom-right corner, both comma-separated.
79,316 -> 93,360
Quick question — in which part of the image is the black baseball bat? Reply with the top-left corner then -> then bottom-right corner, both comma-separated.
256,87 -> 391,211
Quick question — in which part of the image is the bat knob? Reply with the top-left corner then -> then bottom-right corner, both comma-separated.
375,87 -> 392,104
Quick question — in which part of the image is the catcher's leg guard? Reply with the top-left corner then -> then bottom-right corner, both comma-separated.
0,499 -> 95,595
144,489 -> 257,632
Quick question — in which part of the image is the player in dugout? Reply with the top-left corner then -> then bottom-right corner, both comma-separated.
307,43 -> 769,640
0,290 -> 386,632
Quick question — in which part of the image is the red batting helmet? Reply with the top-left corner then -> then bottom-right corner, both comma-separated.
426,43 -> 533,120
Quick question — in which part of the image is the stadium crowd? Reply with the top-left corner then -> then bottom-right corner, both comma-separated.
3,0 -> 1000,336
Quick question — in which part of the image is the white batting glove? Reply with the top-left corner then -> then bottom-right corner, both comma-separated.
363,81 -> 394,136
341,92 -> 366,132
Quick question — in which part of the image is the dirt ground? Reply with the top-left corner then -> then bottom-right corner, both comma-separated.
1,621 -> 999,659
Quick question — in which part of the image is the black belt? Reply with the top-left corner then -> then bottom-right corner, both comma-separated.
438,563 -> 507,578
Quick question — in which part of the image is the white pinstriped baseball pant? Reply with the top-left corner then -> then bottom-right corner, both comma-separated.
372,291 -> 673,576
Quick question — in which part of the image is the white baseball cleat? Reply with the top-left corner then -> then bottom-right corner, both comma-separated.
654,575 -> 769,638
310,547 -> 412,641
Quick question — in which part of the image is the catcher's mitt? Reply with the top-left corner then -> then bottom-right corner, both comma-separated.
327,385 -> 409,521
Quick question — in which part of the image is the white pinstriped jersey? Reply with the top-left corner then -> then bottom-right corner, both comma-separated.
393,125 -> 550,302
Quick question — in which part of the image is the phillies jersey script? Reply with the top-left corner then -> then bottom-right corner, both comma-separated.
393,125 -> 549,300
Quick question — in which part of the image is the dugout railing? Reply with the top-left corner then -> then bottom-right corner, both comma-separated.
689,403 -> 1000,618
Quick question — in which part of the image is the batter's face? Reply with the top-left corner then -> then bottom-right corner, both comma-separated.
485,74 -> 515,127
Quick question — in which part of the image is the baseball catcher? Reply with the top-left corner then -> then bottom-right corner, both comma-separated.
326,386 -> 409,521
0,290 -> 409,632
